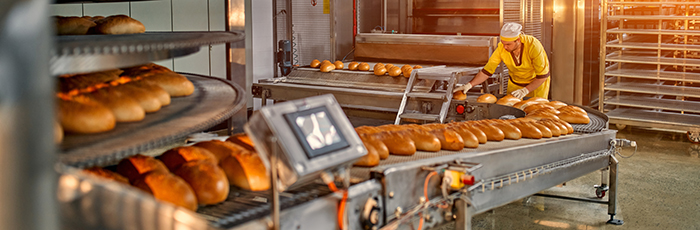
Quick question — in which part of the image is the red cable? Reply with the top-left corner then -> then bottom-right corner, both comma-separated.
338,190 -> 348,230
420,171 -> 438,230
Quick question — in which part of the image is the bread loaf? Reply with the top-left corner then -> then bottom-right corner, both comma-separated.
455,123 -> 487,144
159,146 -> 218,171
226,133 -> 257,152
543,118 -> 573,134
477,94 -> 497,103
558,105 -> 587,114
131,81 -> 171,106
444,126 -> 479,148
140,72 -> 195,97
558,111 -> 590,124
112,83 -> 162,113
375,132 -> 416,155
116,154 -> 169,182
453,91 -> 467,100
379,125 -> 441,152
490,122 -> 522,140
359,134 -> 389,159
358,63 -> 370,71
537,120 -> 562,137
525,110 -> 560,121
86,87 -> 145,122
531,122 -> 553,138
219,151 -> 271,191
353,142 -> 380,167
91,15 -> 145,35
496,95 -> 522,106
525,97 -> 550,103
173,160 -> 229,205
333,61 -> 344,69
413,65 -> 423,69
374,67 -> 387,76
133,171 -> 198,211
388,66 -> 402,77
348,62 -> 359,70
310,59 -> 321,68
57,96 -> 116,134
55,16 -> 96,35
546,101 -> 568,109
509,121 -> 543,139
384,64 -> 395,70
401,65 -> 411,72
58,69 -> 123,93
83,167 -> 129,184
194,140 -> 248,161
374,63 -> 385,70
320,63 -> 336,72
472,123 -> 505,141
523,104 -> 555,114
427,128 -> 465,151
402,67 -> 413,78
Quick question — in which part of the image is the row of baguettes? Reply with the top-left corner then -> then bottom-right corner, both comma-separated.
351,117 -> 574,167
55,15 -> 145,36
309,59 -> 423,77
81,135 -> 270,211
56,64 -> 194,136
464,93 -> 591,124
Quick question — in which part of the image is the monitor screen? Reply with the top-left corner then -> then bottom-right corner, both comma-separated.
284,106 -> 350,159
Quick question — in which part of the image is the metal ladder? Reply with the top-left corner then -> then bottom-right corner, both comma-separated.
394,67 -> 457,125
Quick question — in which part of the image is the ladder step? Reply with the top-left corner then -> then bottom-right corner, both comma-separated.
418,74 -> 452,81
399,113 -> 440,122
406,92 -> 446,100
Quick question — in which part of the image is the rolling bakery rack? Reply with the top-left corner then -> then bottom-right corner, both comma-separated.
599,0 -> 700,142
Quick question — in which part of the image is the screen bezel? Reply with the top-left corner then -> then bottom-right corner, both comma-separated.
283,105 -> 350,159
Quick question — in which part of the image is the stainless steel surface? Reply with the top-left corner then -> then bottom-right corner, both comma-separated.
606,28 -> 700,36
267,66 -> 435,92
606,51 -> 700,67
291,0 -> 331,66
604,64 -> 700,83
604,81 -> 700,98
355,33 -> 495,46
0,1 -> 57,229
227,0 -> 247,134
607,155 -> 619,217
52,32 -> 245,75
59,73 -> 245,168
604,95 -> 700,114
607,108 -> 700,131
395,67 -> 460,124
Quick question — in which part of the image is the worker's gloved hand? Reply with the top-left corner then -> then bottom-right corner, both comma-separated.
452,83 -> 473,94
511,87 -> 529,99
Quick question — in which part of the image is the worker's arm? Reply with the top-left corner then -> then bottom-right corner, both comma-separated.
453,45 -> 503,93
524,77 -> 547,92
468,70 -> 490,87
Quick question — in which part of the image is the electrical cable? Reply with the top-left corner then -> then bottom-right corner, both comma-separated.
341,48 -> 355,62
420,171 -> 438,230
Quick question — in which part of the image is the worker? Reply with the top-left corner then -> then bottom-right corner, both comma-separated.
453,22 -> 550,99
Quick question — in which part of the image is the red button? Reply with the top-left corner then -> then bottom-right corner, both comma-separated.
456,105 -> 465,114
461,175 -> 475,185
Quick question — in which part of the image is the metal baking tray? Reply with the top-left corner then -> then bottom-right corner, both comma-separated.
51,31 -> 244,75
58,73 -> 245,168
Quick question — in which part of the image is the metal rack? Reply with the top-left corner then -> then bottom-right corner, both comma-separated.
599,0 -> 700,138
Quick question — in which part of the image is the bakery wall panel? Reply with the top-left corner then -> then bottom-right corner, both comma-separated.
82,3 -> 130,16
130,1 -> 173,32
52,4 -> 82,16
170,0 -> 211,76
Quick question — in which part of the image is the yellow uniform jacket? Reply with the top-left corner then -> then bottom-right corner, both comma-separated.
481,34 -> 551,98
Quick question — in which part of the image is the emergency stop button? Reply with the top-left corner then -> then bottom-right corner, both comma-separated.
456,105 -> 465,114
461,175 -> 475,186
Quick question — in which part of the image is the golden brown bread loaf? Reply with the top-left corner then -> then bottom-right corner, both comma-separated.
91,15 -> 145,35
194,140 -> 248,162
375,132 -> 416,155
55,16 -> 96,35
131,81 -> 171,106
374,125 -> 441,152
384,64 -> 395,70
83,167 -> 129,184
333,61 -> 344,69
159,146 -> 218,171
57,96 -> 116,134
320,63 -> 336,72
58,69 -> 123,93
226,133 -> 257,152
402,67 -> 413,78
529,107 -> 560,115
525,110 -> 560,120
525,97 -> 550,103
546,101 -> 568,109
219,151 -> 271,191
353,142 -> 380,167
477,94 -> 497,103
496,95 -> 522,106
85,87 -> 145,122
557,106 -> 590,124
358,62 -> 370,71
133,171 -> 198,211
112,83 -> 162,113
82,16 -> 105,22
509,121 -> 543,139
116,154 -> 169,182
414,65 -> 423,69
490,122 -> 522,140
348,62 -> 359,70
141,72 -> 195,97
374,67 -> 387,76
359,134 -> 390,159
419,125 -> 465,151
523,104 -> 555,114
173,160 -> 230,205
452,123 -> 487,144
537,120 -> 562,137
531,122 -> 553,138
453,91 -> 467,100
388,66 -> 402,77
472,123 -> 505,141
558,105 -> 587,114
310,59 -> 321,68
443,126 -> 479,148
55,121 -> 64,144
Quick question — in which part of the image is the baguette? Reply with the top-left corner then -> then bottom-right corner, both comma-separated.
219,151 -> 271,191
57,96 -> 116,134
472,123 -> 505,141
477,94 -> 497,103
85,87 -> 145,122
194,140 -> 248,161
133,171 -> 198,211
490,121 -> 522,140
116,154 -> 169,183
173,160 -> 229,205
496,95 -> 521,106
531,122 -> 553,138
91,15 -> 145,35
353,141 -> 380,167
55,16 -> 96,35
509,121 -> 543,139
158,146 -> 218,171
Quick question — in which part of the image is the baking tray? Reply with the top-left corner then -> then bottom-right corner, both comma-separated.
51,31 -> 244,75
58,73 -> 245,168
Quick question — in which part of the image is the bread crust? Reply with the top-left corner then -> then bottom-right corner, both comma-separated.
92,15 -> 145,35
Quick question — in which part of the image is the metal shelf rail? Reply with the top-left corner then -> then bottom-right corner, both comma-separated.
599,0 -> 700,138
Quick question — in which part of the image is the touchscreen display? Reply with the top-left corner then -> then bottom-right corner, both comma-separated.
284,106 -> 349,159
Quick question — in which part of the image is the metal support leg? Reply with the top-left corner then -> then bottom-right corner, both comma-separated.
455,198 -> 472,230
606,155 -> 624,225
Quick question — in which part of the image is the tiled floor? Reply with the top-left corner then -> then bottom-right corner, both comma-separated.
433,127 -> 700,230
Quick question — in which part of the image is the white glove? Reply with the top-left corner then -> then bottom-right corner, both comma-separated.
452,83 -> 473,94
511,87 -> 529,99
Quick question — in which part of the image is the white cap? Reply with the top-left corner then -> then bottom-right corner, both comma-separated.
500,22 -> 522,42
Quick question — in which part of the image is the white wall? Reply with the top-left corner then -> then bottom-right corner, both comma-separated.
51,0 -> 227,79
249,0 -> 274,110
